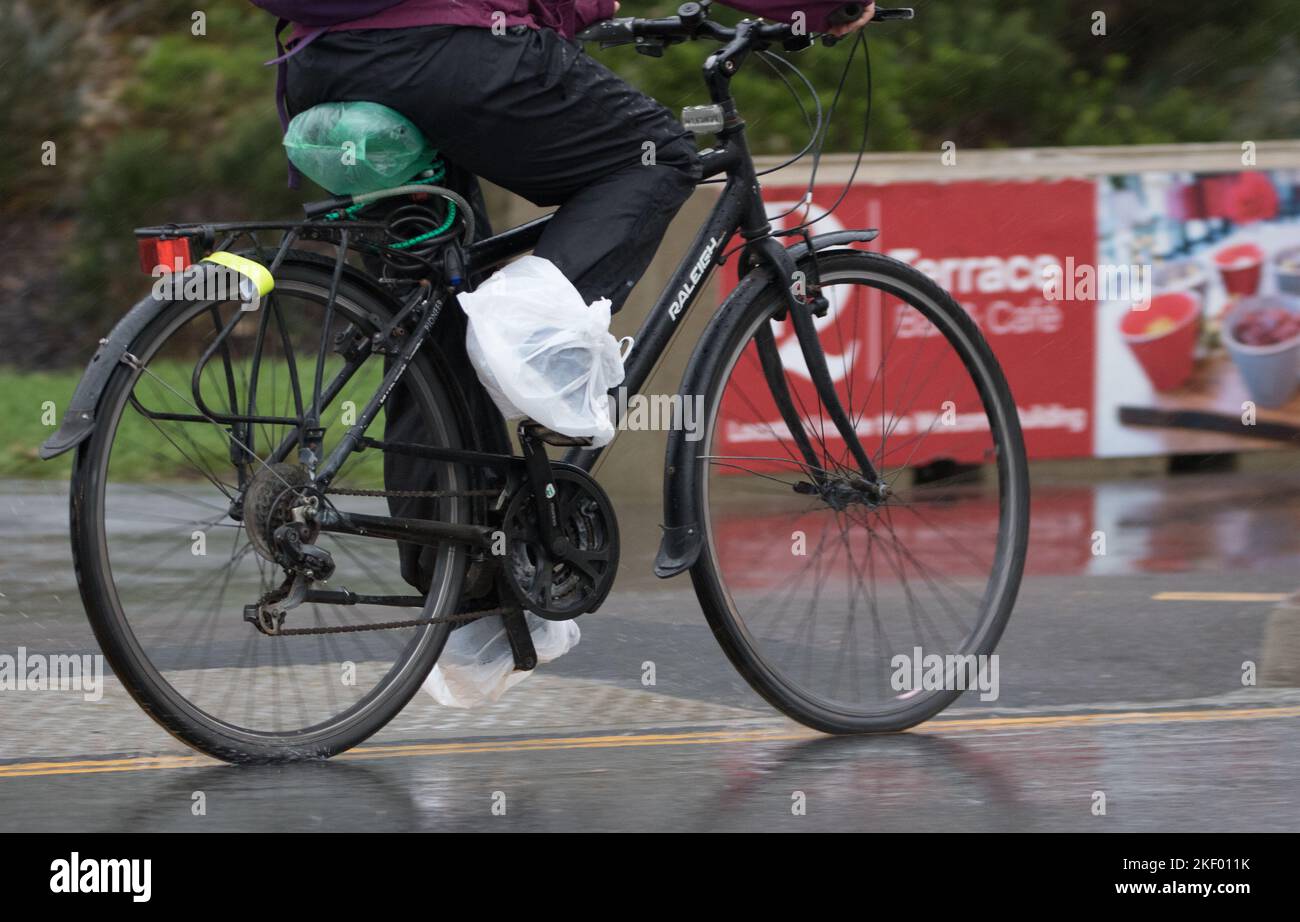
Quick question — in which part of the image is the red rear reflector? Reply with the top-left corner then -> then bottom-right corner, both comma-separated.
138,237 -> 192,274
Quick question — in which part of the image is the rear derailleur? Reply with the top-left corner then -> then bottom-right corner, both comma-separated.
240,463 -> 335,635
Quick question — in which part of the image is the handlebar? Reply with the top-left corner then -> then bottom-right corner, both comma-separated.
577,3 -> 914,51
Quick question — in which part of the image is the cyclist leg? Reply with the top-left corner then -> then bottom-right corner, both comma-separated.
286,24 -> 702,312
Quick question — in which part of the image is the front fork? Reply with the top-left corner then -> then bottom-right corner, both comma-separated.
748,235 -> 881,488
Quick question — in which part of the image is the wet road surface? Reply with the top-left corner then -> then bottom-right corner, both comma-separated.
2,469 -> 1300,831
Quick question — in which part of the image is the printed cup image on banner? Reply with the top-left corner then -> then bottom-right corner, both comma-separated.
1095,168 -> 1300,457
1118,292 -> 1201,393
1222,296 -> 1300,408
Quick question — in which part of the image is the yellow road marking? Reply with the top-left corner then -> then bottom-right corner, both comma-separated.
1,705 -> 1298,780
0,753 -> 205,779
1153,591 -> 1289,602
338,728 -> 820,762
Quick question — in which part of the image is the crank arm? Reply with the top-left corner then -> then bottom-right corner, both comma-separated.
517,422 -> 571,559
500,595 -> 538,672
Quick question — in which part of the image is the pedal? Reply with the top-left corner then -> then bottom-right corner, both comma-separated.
520,419 -> 593,447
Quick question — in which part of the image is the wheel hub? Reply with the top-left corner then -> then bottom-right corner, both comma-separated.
794,474 -> 890,510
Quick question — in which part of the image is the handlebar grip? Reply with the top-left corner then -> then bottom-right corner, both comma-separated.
826,3 -> 866,26
576,16 -> 637,44
874,7 -> 915,21
828,5 -> 914,27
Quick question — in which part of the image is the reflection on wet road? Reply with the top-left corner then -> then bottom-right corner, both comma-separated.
2,706 -> 1297,832
2,469 -> 1299,831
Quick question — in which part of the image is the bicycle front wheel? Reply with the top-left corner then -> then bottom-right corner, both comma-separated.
689,250 -> 1029,733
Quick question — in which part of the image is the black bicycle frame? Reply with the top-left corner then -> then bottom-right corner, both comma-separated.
125,18 -> 881,547
299,138 -> 767,509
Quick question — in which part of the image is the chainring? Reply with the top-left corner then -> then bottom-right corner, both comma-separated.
501,467 -> 619,620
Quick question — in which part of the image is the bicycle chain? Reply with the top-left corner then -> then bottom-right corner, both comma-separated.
275,604 -> 514,635
325,487 -> 500,499
253,576 -> 514,635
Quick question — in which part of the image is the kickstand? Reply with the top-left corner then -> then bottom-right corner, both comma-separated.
500,604 -> 537,672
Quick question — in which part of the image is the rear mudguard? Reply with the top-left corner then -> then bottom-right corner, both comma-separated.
39,261 -> 236,460
653,229 -> 878,578
39,254 -> 472,460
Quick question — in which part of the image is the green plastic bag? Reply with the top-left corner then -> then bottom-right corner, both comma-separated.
283,101 -> 438,196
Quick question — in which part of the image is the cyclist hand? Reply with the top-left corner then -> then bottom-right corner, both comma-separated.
828,1 -> 875,37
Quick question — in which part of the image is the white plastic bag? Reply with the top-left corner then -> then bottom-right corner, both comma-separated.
460,256 -> 624,446
422,613 -> 581,708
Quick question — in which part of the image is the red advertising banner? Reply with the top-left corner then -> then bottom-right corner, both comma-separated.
715,178 -> 1097,466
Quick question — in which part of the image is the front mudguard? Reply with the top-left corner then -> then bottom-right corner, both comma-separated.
653,229 -> 878,578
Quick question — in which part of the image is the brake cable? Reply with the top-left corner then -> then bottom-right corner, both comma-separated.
721,27 -> 874,262
702,46 -> 823,188
783,32 -> 859,228
783,29 -> 874,235
751,49 -> 824,226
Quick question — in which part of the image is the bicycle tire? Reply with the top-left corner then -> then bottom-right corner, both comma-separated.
69,260 -> 472,762
688,250 -> 1030,733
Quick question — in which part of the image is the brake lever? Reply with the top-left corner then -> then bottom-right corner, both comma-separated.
635,34 -> 685,56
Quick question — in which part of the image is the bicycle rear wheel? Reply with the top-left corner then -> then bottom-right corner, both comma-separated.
689,250 -> 1029,732
70,259 -> 472,762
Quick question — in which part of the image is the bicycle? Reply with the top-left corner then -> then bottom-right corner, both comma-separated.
41,5 -> 1028,763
